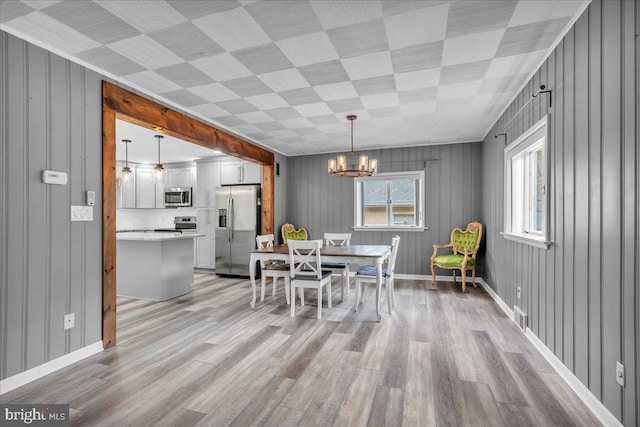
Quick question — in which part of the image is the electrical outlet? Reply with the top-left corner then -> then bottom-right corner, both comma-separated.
616,362 -> 625,387
64,313 -> 75,330
517,286 -> 521,299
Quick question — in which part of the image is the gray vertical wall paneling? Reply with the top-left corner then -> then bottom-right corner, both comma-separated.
601,0 -> 622,417
622,0 -> 638,423
480,1 -> 638,423
0,32 -> 103,381
573,12 -> 590,386
588,2 -> 603,400
0,27 -> 7,381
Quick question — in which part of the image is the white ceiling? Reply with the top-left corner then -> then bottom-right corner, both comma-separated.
0,0 -> 587,156
115,119 -> 230,164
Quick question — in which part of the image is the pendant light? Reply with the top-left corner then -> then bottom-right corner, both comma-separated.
154,134 -> 164,182
121,139 -> 132,186
328,115 -> 377,177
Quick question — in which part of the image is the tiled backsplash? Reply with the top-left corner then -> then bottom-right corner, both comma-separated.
117,207 -> 198,230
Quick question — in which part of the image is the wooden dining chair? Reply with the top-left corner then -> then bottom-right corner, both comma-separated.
322,232 -> 351,301
354,235 -> 400,314
256,234 -> 290,304
288,240 -> 333,319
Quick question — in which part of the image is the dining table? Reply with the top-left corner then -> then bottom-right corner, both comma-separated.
249,244 -> 392,322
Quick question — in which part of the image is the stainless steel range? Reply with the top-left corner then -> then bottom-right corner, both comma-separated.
154,216 -> 197,233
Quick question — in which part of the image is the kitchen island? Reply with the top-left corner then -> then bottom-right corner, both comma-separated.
116,232 -> 204,301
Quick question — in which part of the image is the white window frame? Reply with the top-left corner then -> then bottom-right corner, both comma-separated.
354,171 -> 425,231
503,115 -> 551,249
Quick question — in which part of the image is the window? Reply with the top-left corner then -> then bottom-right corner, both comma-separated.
354,171 -> 424,230
503,115 -> 550,249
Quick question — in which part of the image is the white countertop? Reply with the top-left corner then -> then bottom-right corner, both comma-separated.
116,232 -> 204,241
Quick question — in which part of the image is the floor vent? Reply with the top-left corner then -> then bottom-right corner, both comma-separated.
514,306 -> 527,331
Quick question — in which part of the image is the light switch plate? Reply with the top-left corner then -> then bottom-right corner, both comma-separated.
71,206 -> 93,221
64,313 -> 74,330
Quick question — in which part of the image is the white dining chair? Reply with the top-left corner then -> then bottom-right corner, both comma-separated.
322,232 -> 351,301
354,235 -> 400,314
288,240 -> 333,319
256,234 -> 290,304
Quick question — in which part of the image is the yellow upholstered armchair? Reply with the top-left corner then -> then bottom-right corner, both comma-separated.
281,223 -> 308,243
430,221 -> 483,293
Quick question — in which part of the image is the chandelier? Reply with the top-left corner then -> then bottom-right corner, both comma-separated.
121,139 -> 132,186
154,134 -> 164,182
328,115 -> 377,177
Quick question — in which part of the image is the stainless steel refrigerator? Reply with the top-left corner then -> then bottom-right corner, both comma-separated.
215,185 -> 260,276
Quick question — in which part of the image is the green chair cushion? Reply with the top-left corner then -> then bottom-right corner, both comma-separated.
284,229 -> 307,241
432,254 -> 476,268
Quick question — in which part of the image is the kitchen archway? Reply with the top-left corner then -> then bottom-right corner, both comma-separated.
102,81 -> 274,348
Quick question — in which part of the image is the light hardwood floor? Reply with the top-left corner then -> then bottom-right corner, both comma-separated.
1,274 -> 601,426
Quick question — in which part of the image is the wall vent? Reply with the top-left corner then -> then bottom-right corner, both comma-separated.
514,306 -> 527,331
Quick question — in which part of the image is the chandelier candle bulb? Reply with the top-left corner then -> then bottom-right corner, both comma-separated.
337,155 -> 347,172
328,158 -> 336,173
358,154 -> 368,172
369,158 -> 378,174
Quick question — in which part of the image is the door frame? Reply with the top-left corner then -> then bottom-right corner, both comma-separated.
102,81 -> 274,348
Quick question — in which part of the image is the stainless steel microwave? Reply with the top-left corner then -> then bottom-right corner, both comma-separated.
164,187 -> 191,207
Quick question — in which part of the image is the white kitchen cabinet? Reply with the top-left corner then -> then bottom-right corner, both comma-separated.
135,168 -> 157,208
195,209 -> 216,269
155,182 -> 165,208
166,167 -> 194,188
220,161 -> 261,185
195,162 -> 220,208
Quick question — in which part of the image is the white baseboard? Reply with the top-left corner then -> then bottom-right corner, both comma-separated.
478,278 -> 621,427
0,341 -> 103,395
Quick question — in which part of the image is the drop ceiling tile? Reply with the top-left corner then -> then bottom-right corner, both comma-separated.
22,1 -> 60,10
485,50 -> 545,78
279,88 -> 322,106
390,41 -> 443,73
269,129 -> 297,138
478,73 -> 528,95
258,68 -> 310,92
264,107 -> 302,120
233,123 -> 262,134
295,127 -> 321,136
245,132 -> 273,141
95,0 -> 187,34
232,43 -> 292,74
109,35 -> 183,69
238,111 -> 273,124
255,121 -> 286,132
306,133 -> 331,142
148,22 -> 224,61
245,93 -> 289,110
352,75 -> 396,96
381,1 -> 448,16
166,0 -> 240,19
298,60 -> 351,85
189,103 -> 229,118
279,118 -> 314,129
293,102 -> 333,117
215,115 -> 246,127
246,1 -> 322,40
192,7 -> 270,51
361,93 -> 399,110
311,0 -> 383,30
326,97 -> 365,113
496,18 -> 568,58
440,60 -> 491,85
276,32 -> 339,67
217,99 -> 259,115
42,1 -> 139,44
187,82 -> 239,103
342,51 -> 393,80
437,81 -> 482,100
2,11 -> 100,53
367,105 -> 402,119
385,3 -> 448,49
394,68 -> 440,91
400,100 -> 437,116
441,29 -> 504,66
191,53 -> 252,81
156,62 -> 215,88
221,76 -> 272,97
123,70 -> 182,94
314,82 -> 359,101
307,114 -> 341,126
161,89 -> 208,107
398,87 -> 438,104
509,1 -> 583,27
0,1 -> 34,23
445,1 -> 516,39
76,46 -> 145,76
328,18 -> 389,58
